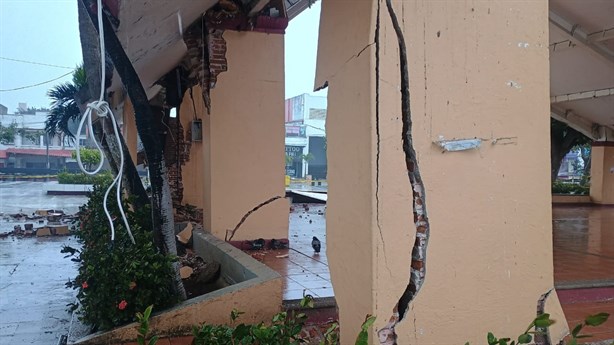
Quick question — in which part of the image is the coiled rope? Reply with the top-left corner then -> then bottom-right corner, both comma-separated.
76,0 -> 134,243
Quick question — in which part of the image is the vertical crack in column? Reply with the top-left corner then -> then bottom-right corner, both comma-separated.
378,0 -> 431,343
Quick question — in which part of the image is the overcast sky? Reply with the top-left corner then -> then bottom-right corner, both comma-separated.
0,0 -> 322,112
0,0 -> 82,111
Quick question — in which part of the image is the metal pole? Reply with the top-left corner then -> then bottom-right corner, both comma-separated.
46,132 -> 50,170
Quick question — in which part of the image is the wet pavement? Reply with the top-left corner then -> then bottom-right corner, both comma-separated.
251,203 -> 332,302
553,205 -> 614,287
0,181 -> 88,217
0,236 -> 79,344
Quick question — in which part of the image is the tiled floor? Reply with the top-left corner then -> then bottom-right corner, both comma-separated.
553,205 -> 614,342
558,288 -> 614,343
132,204 -> 614,344
553,205 -> 614,286
248,203 -> 333,301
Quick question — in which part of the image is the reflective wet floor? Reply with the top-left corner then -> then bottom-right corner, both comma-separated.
249,203 -> 332,302
553,205 -> 614,342
553,205 -> 614,287
0,236 -> 78,344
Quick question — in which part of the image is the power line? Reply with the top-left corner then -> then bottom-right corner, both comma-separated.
0,71 -> 73,92
0,56 -> 74,70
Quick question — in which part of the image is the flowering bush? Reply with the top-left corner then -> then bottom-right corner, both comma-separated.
63,183 -> 177,330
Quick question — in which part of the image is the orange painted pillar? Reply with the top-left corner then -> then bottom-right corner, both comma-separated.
590,142 -> 614,205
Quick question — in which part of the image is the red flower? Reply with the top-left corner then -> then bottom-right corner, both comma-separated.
82,281 -> 89,289
118,300 -> 128,310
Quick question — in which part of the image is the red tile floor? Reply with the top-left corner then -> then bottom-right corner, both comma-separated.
553,205 -> 614,286
249,203 -> 333,302
553,205 -> 614,343
130,204 -> 613,344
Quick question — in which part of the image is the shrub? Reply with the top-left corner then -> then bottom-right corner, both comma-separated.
57,170 -> 113,185
467,312 -> 610,345
552,181 -> 589,195
190,297 -> 370,345
63,183 -> 176,330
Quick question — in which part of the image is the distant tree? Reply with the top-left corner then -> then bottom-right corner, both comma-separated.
301,153 -> 315,163
15,106 -> 50,115
45,64 -> 87,140
551,118 -> 592,182
71,148 -> 102,170
285,154 -> 294,166
0,122 -> 18,144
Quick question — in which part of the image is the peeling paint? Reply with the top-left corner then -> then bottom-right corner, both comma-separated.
507,80 -> 521,89
517,42 -> 530,48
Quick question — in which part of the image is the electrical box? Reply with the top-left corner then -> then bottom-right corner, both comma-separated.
191,120 -> 203,142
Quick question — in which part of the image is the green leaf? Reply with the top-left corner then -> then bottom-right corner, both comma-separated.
568,338 -> 577,345
361,316 -> 376,331
487,332 -> 497,345
300,295 -> 315,308
517,333 -> 532,344
585,313 -> 609,327
571,323 -> 583,337
143,305 -> 153,320
355,316 -> 376,345
230,308 -> 244,322
534,314 -> 555,328
148,335 -> 158,345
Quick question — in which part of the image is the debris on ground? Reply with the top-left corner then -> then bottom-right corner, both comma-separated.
0,209 -> 78,239
180,252 -> 222,298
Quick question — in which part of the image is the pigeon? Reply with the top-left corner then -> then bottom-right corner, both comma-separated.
311,236 -> 321,254
250,238 -> 266,250
270,238 -> 287,249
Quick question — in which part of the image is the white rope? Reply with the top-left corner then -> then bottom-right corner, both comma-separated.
75,0 -> 134,244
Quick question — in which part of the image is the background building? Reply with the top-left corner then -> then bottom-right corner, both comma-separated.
0,103 -> 76,171
284,93 -> 327,179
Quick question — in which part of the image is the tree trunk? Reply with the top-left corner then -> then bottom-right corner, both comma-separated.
550,137 -> 564,182
77,0 -> 148,209
551,127 -> 583,182
80,0 -> 186,300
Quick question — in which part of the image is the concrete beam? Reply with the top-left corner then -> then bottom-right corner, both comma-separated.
549,10 -> 614,65
551,87 -> 614,103
246,0 -> 270,17
551,105 -> 614,141
286,0 -> 316,20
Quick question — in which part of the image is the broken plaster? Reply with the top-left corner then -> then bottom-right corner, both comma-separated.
377,0 -> 432,344
534,289 -> 553,345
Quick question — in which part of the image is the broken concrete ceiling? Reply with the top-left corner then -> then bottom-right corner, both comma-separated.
106,0 -> 315,98
549,0 -> 614,140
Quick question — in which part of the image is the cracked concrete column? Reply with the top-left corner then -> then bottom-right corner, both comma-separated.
180,31 -> 289,241
317,0 -> 566,343
589,142 -> 614,205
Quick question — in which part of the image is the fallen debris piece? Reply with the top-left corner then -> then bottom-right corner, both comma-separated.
276,254 -> 289,258
180,266 -> 194,279
176,222 -> 193,245
36,227 -> 52,237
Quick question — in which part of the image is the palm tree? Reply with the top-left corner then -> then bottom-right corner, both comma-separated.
45,65 -> 87,141
45,61 -> 149,210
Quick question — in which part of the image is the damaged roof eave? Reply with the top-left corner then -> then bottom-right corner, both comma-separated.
103,0 -> 219,98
